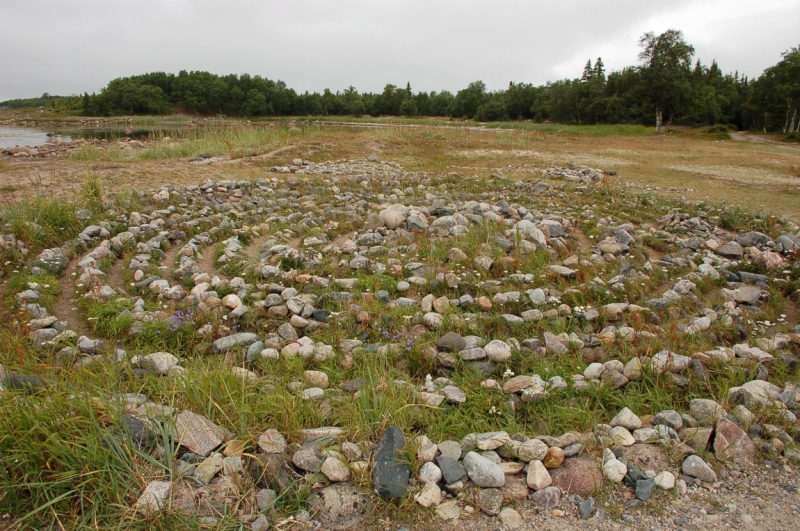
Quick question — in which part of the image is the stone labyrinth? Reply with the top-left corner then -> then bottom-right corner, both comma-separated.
3,155 -> 800,529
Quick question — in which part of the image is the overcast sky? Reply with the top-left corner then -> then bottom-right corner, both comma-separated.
1,0 -> 798,101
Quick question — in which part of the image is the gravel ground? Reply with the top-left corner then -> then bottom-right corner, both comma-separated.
429,463 -> 799,531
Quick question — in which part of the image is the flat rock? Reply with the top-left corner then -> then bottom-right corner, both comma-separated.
256,488 -> 277,510
308,482 -> 370,530
635,479 -> 656,501
484,340 -> 512,362
475,431 -> 510,450
714,418 -> 756,467
549,265 -> 577,278
293,447 -> 325,472
621,444 -> 670,472
682,455 -> 717,482
514,438 -> 549,461
247,453 -> 295,491
477,488 -> 503,515
463,451 -> 505,487
436,500 -> 461,521
414,481 -> 441,508
578,497 -> 594,519
543,332 -> 568,354
610,407 -> 642,430
526,459 -> 552,490
134,480 -> 172,516
437,331 -> 466,352
690,399 -> 726,425
437,440 -> 462,460
653,410 -> 683,430
172,410 -> 225,457
531,485 -> 561,509
499,507 -> 523,529
195,453 -> 223,484
372,426 -> 410,498
650,350 -> 690,373
730,286 -> 763,304
501,474 -> 530,500
503,375 -> 536,393
728,379 -> 782,407
436,456 -> 467,484
550,457 -> 604,497
212,332 -> 259,354
716,241 -> 744,259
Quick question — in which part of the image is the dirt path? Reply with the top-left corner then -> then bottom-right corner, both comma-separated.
223,144 -> 299,164
332,232 -> 353,248
239,231 -> 273,271
569,227 -> 594,253
731,131 -> 800,150
436,462 -> 799,531
0,277 -> 11,322
766,298 -> 799,336
197,243 -> 222,278
193,230 -> 271,281
645,245 -> 666,262
53,255 -> 93,337
158,240 -> 185,274
105,253 -> 128,297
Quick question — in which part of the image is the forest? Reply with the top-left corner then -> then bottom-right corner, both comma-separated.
4,30 -> 799,134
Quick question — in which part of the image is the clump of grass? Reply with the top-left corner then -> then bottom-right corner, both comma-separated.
0,198 -> 84,253
82,174 -> 103,208
0,387 -> 148,528
69,124 -> 321,162
4,272 -> 60,311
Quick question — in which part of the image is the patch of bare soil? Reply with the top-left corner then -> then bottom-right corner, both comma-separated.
646,245 -> 666,262
332,232 -> 353,248
767,298 -> 799,336
239,232 -> 272,273
105,253 -> 128,297
158,240 -> 185,273
732,132 -> 767,144
225,144 -> 298,164
197,244 -> 223,279
666,164 -> 799,188
0,278 -> 11,322
285,236 -> 302,251
569,227 -> 594,253
53,255 -> 92,337
731,132 -> 800,151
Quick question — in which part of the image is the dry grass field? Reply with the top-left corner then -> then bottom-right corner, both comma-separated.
2,120 -> 799,223
1,117 -> 799,531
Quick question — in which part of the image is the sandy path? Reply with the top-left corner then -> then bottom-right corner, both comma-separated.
53,254 -> 93,337
104,252 -> 128,297
569,227 -> 594,253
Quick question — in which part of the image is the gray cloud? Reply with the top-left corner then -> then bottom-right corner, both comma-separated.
1,0 -> 798,101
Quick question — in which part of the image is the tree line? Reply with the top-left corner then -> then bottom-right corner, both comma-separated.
5,30 -> 799,134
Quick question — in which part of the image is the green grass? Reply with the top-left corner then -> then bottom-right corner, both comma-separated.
1,140 -> 799,529
69,124 -> 319,162
267,115 -> 655,137
0,198 -> 84,253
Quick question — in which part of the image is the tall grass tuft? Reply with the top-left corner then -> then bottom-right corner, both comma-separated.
70,124 -> 320,162
0,197 -> 84,252
0,388 -> 150,528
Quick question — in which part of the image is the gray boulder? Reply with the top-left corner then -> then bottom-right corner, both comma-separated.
463,451 -> 505,488
372,426 -> 410,499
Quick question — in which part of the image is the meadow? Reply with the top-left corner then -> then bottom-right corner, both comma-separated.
0,118 -> 799,530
